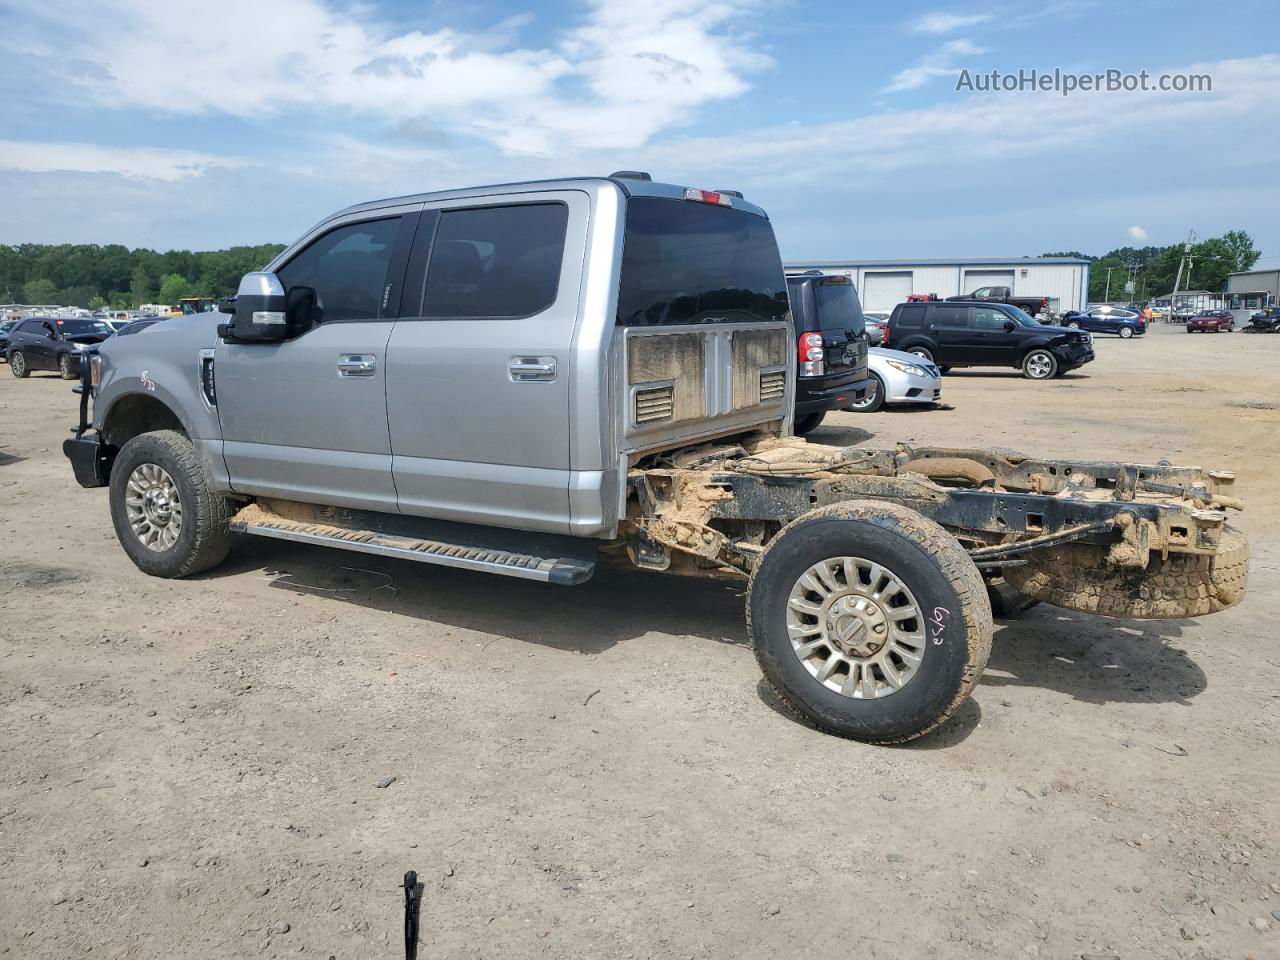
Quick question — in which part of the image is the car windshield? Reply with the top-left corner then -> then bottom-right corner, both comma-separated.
1010,308 -> 1040,327
58,318 -> 112,335
616,197 -> 789,326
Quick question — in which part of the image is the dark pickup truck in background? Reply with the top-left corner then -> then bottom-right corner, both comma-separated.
946,285 -> 1048,318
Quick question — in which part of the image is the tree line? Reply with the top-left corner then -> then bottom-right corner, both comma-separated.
1041,229 -> 1261,303
0,242 -> 287,309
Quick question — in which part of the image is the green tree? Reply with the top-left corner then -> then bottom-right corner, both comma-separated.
89,294 -> 107,309
23,277 -> 57,303
1220,230 -> 1261,273
129,266 -> 154,304
158,273 -> 190,304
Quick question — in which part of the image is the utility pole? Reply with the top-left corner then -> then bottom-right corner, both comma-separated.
1169,229 -> 1195,321
1104,266 -> 1115,303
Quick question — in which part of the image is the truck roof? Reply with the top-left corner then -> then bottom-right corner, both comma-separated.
331,175 -> 769,222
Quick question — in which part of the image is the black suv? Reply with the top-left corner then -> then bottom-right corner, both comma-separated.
786,272 -> 873,433
6,316 -> 114,379
885,300 -> 1094,380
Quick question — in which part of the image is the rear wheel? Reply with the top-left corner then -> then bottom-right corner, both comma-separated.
1067,321 -> 1081,329
1118,325 -> 1134,339
747,501 -> 992,744
1022,349 -> 1058,380
9,350 -> 29,378
109,430 -> 233,578
847,374 -> 885,413
793,411 -> 826,435
907,346 -> 934,364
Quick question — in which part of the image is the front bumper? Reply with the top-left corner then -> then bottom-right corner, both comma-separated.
881,368 -> 943,404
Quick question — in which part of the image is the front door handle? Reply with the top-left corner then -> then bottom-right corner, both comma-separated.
509,356 -> 557,382
338,354 -> 377,377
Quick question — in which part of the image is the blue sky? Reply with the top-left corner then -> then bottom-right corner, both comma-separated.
2,0 -> 1278,265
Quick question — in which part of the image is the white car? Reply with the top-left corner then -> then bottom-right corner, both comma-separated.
847,347 -> 942,413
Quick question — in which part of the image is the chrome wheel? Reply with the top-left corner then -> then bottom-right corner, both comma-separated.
786,556 -> 927,699
125,463 -> 184,551
10,352 -> 24,377
59,355 -> 71,377
1025,352 -> 1054,379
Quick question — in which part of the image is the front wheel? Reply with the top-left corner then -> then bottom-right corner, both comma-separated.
9,350 -> 29,378
1022,349 -> 1058,380
109,430 -> 233,578
847,374 -> 885,413
58,353 -> 76,379
1118,325 -> 1134,339
747,501 -> 992,744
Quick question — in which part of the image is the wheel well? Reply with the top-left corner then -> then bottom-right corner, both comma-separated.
102,394 -> 187,448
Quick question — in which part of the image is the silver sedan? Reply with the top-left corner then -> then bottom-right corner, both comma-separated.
848,347 -> 942,413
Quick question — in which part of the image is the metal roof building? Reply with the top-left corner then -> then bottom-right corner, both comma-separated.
782,257 -> 1091,314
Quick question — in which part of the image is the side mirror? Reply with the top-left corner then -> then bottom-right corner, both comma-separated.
1004,319 -> 1017,331
219,273 -> 290,343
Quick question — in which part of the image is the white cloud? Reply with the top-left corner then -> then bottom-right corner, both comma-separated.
0,140 -> 240,181
1127,226 -> 1149,241
883,39 -> 985,93
908,12 -> 994,34
4,0 -> 770,157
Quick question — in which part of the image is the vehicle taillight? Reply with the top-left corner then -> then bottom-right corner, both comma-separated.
683,187 -> 732,207
798,332 -> 824,377
881,323 -> 891,345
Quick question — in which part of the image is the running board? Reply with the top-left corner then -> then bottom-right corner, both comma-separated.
229,501 -> 596,585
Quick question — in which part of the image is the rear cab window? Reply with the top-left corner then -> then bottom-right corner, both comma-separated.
616,197 -> 788,327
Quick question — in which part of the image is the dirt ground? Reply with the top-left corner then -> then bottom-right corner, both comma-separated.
2,325 -> 1278,959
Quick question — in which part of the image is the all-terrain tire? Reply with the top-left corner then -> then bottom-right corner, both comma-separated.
747,501 -> 993,744
1004,525 -> 1248,619
9,350 -> 29,378
109,430 -> 233,578
59,354 -> 76,379
793,411 -> 826,435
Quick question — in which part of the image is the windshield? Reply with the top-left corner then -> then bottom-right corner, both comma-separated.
58,318 -> 113,336
616,197 -> 789,326
1011,308 -> 1040,327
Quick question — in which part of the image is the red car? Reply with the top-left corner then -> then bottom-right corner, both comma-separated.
1186,310 -> 1234,333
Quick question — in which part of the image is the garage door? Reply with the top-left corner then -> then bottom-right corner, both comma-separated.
960,270 -> 1015,297
862,271 -> 914,312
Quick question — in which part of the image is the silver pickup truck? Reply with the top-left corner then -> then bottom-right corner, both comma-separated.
63,173 -> 1248,744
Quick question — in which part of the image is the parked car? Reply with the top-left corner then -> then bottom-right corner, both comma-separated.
1060,305 -> 1146,338
1243,306 -> 1280,334
862,311 -> 889,345
944,285 -> 1049,318
784,272 -> 873,434
113,318 -> 162,337
6,316 -> 114,379
1186,310 -> 1234,333
0,318 -> 16,362
885,300 -> 1095,380
847,347 -> 942,413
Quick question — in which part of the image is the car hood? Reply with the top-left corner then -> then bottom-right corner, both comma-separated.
64,333 -> 112,345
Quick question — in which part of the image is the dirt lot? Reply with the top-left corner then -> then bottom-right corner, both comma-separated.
2,325 -> 1278,959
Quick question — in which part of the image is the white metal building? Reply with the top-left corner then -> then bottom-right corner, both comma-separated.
782,257 -> 1092,315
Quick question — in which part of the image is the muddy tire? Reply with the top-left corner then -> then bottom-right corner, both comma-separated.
109,430 -> 233,578
793,411 -> 826,435
9,350 -> 29,378
59,354 -> 76,379
747,501 -> 992,744
1004,525 -> 1248,619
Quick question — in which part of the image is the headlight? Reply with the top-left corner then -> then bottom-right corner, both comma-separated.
885,359 -> 927,377
73,342 -> 89,350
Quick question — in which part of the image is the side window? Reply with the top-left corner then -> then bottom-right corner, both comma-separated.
971,287 -> 990,297
276,217 -> 403,324
933,306 -> 970,328
44,322 -> 58,337
894,304 -> 925,328
973,307 -> 1008,330
422,203 -> 567,318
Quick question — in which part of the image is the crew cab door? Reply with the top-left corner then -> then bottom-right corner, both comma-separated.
214,206 -> 421,511
384,191 -> 588,534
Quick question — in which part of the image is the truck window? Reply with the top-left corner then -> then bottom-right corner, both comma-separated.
422,203 -> 568,318
277,217 -> 403,324
933,306 -> 971,328
616,197 -> 788,326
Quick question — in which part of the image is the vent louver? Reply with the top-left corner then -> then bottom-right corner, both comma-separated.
635,385 -> 674,423
759,370 -> 786,403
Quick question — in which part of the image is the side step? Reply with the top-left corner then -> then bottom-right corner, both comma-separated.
229,501 -> 596,585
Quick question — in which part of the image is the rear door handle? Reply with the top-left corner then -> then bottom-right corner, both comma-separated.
509,356 -> 557,382
338,354 -> 377,377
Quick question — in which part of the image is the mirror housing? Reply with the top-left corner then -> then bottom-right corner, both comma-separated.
219,272 -> 289,343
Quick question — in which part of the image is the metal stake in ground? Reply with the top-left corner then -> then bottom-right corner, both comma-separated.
403,870 -> 422,960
